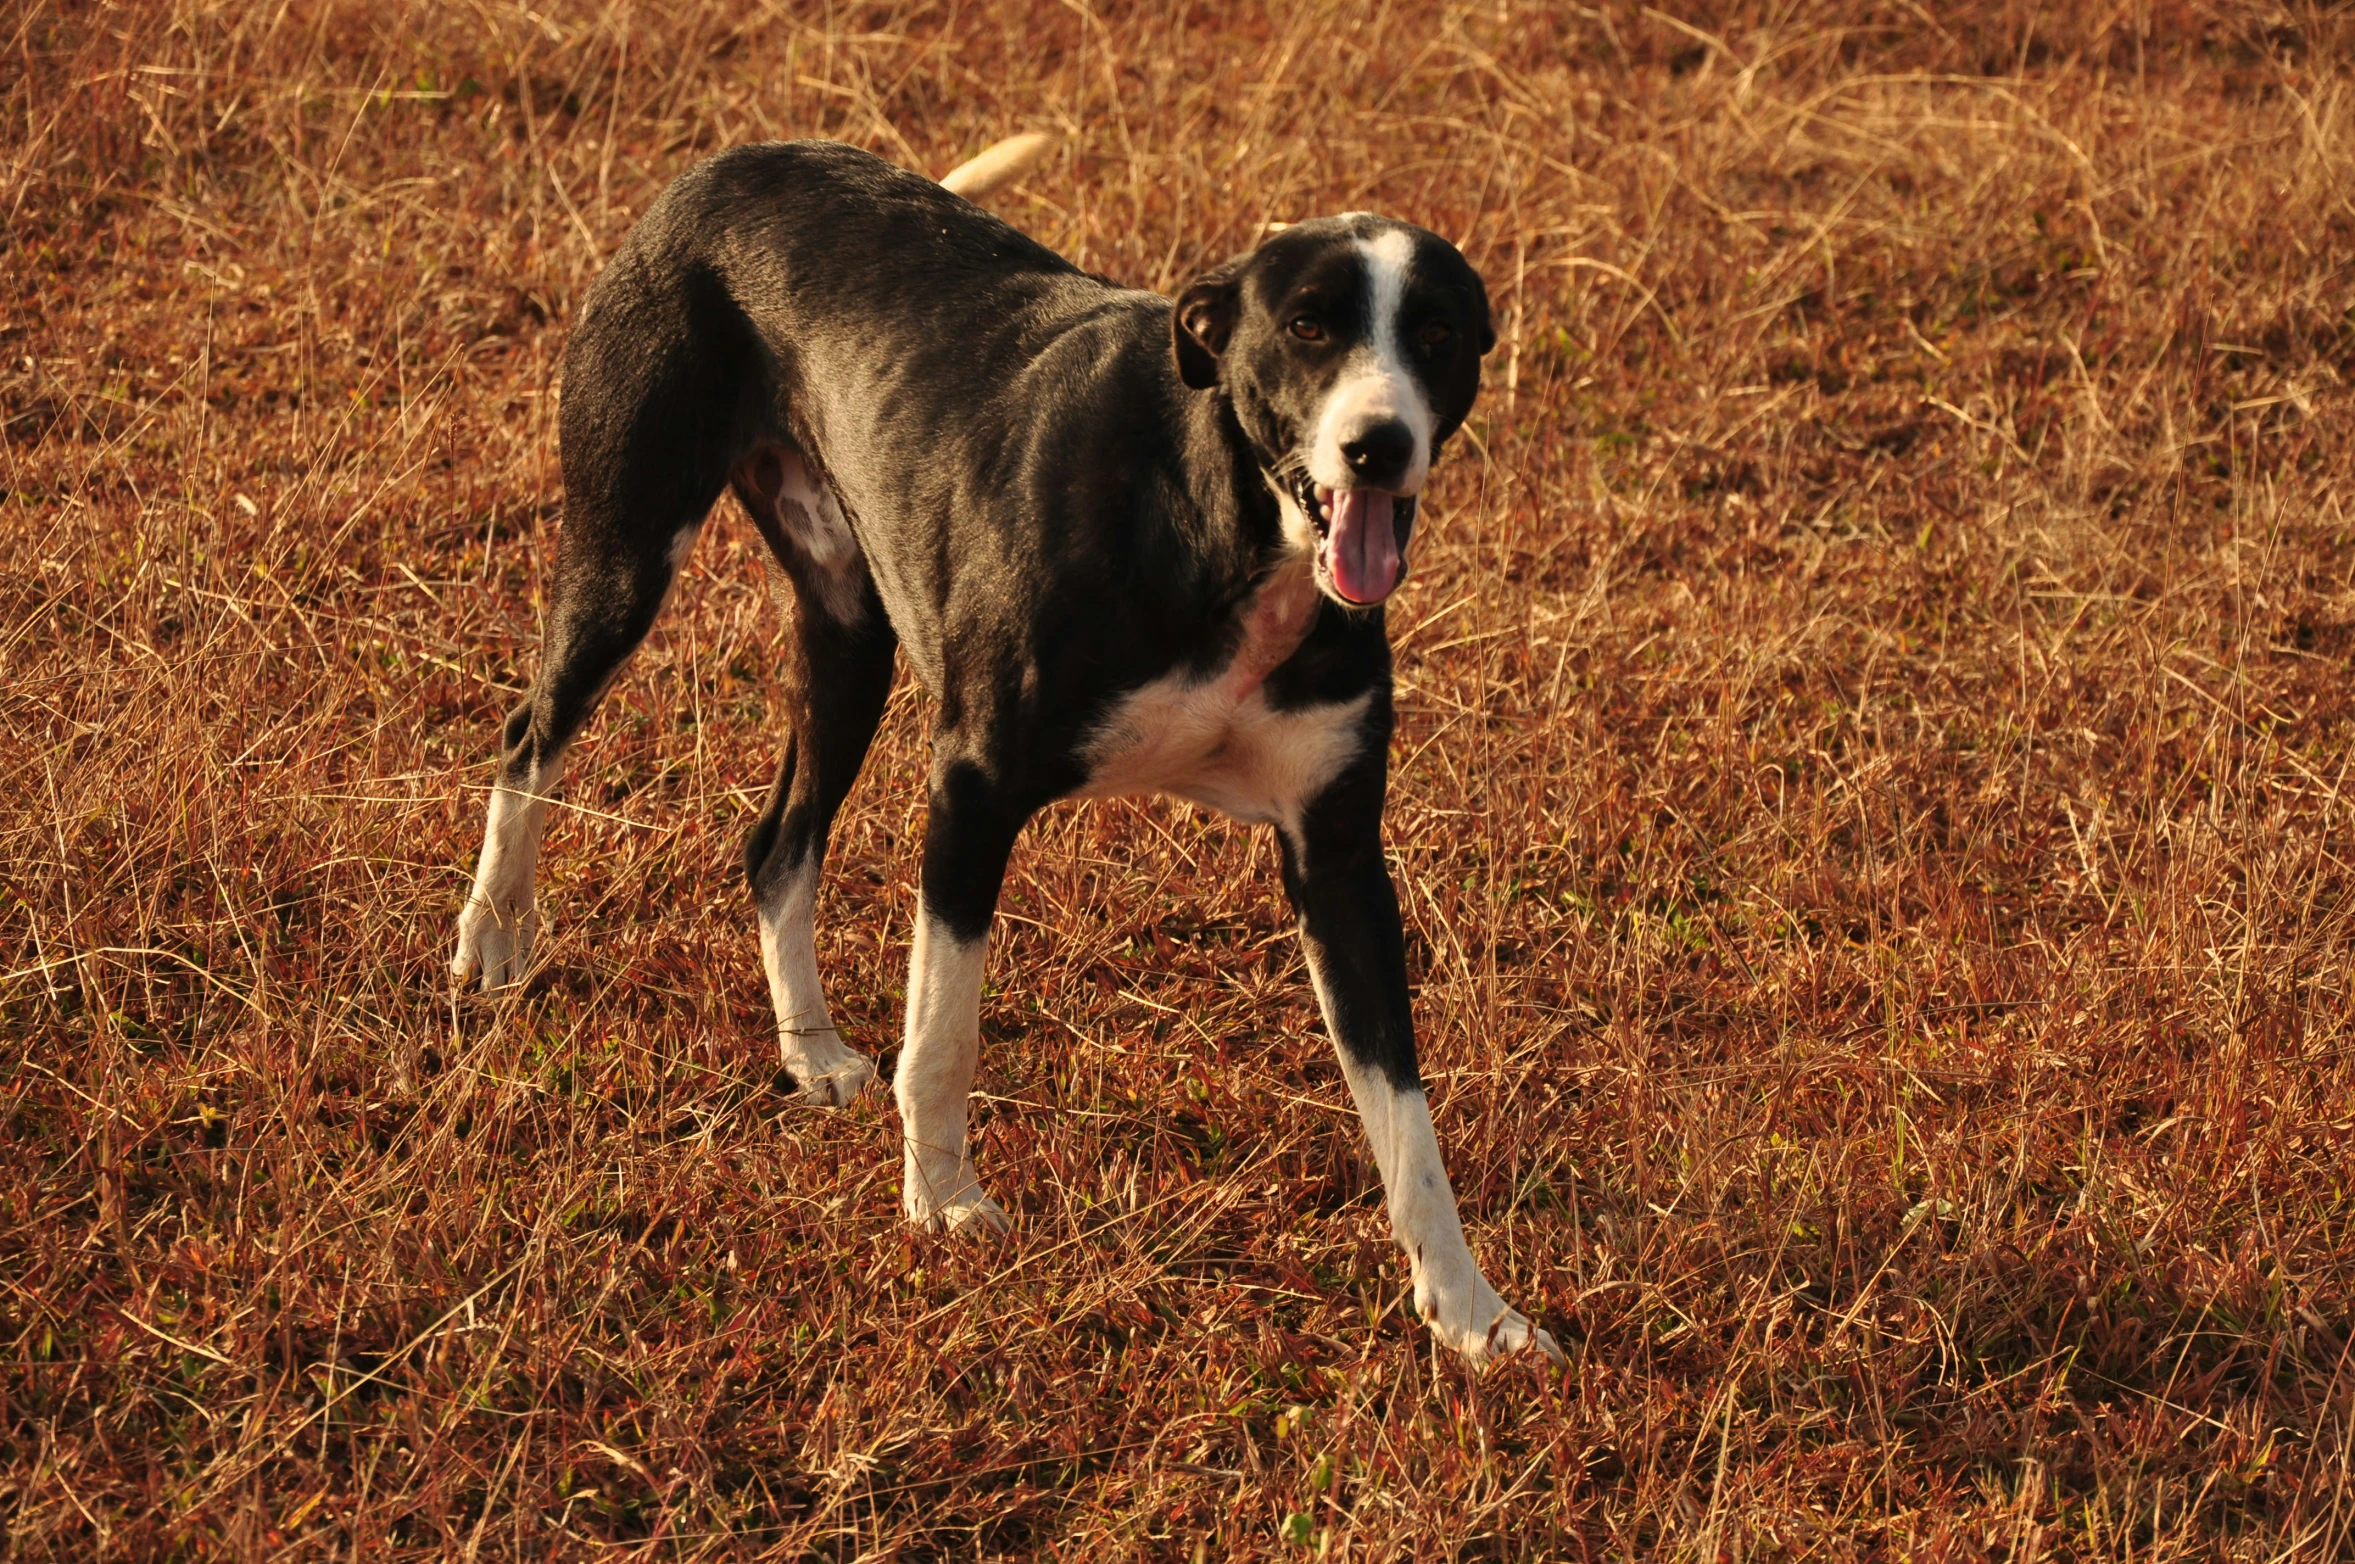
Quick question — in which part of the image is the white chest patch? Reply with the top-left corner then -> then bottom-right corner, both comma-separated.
1076,559 -> 1372,829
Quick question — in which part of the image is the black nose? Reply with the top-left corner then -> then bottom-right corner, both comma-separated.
1341,421 -> 1416,487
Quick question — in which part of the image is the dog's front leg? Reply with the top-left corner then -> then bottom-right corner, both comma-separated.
895,758 -> 1023,1235
1281,764 -> 1562,1367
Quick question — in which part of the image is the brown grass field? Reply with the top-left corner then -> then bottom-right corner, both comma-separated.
6,0 -> 2355,1556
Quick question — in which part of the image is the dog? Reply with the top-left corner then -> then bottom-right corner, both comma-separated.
451,138 -> 1559,1366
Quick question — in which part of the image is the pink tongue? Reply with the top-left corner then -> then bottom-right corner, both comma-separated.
1327,488 -> 1400,604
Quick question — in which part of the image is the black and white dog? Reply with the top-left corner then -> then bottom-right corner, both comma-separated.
451,140 -> 1558,1365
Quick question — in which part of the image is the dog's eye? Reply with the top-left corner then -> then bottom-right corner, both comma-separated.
1288,316 -> 1325,343
1417,320 -> 1455,349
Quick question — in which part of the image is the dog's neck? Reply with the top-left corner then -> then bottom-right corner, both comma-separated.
1180,386 -> 1296,590
1163,395 -> 1323,697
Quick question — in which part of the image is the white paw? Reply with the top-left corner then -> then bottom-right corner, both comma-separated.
1416,1273 -> 1565,1367
927,1193 -> 1012,1237
903,1159 -> 1010,1236
779,1034 -> 877,1107
452,899 -> 539,992
1453,1304 -> 1565,1368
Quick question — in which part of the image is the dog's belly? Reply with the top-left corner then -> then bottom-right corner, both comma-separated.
1075,563 -> 1372,827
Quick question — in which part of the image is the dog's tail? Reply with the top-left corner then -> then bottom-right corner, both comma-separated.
938,132 -> 1056,203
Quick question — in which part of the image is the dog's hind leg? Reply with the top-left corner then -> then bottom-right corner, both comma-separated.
452,518 -> 706,991
738,449 -> 895,1105
453,264 -> 751,991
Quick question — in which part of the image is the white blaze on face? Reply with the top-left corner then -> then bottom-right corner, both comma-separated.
1306,228 -> 1435,497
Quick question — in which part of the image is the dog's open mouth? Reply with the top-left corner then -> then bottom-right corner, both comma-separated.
1296,475 -> 1417,606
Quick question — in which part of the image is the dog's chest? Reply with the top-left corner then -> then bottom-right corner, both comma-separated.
1075,563 -> 1371,827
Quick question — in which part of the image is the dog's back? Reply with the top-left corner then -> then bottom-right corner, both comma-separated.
560,141 -> 1220,689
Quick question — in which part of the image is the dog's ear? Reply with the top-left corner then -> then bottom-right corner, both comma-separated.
1173,262 -> 1242,390
1471,270 -> 1497,356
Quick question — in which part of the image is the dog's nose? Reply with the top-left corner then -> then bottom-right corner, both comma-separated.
1341,421 -> 1416,488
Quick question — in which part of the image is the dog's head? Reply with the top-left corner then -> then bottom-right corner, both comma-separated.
1174,216 -> 1493,608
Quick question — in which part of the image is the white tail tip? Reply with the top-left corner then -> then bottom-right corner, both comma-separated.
938,132 -> 1057,201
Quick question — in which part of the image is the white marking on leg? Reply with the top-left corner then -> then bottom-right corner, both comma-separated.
756,854 -> 876,1106
452,758 -> 566,991
1307,228 -> 1436,495
894,910 -> 1008,1234
1297,924 -> 1560,1365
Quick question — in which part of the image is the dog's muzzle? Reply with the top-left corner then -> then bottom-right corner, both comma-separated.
1295,473 -> 1418,606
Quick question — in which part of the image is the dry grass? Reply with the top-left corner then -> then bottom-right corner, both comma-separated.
6,0 -> 2355,1556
